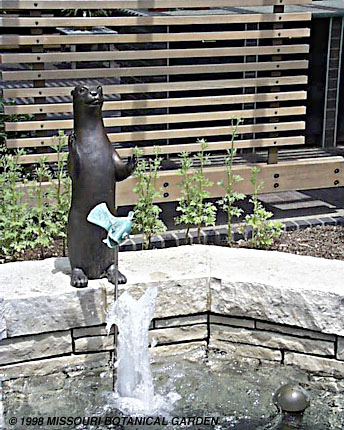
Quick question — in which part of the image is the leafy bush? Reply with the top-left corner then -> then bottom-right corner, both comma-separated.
175,139 -> 217,244
217,118 -> 245,245
239,167 -> 283,249
49,131 -> 71,256
0,131 -> 71,261
26,156 -> 57,259
132,147 -> 167,250
0,150 -> 32,260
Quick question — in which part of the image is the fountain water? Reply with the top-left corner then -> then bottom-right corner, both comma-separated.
105,286 -> 180,416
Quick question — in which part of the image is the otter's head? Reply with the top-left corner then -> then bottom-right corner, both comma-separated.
71,85 -> 104,114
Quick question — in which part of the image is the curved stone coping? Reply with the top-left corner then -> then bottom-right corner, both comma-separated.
0,245 -> 343,338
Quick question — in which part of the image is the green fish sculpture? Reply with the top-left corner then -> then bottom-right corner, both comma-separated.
87,203 -> 134,248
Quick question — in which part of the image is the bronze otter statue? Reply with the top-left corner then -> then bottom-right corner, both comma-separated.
67,84 -> 136,288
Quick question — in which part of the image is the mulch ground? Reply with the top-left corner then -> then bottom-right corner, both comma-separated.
3,225 -> 344,263
269,225 -> 344,260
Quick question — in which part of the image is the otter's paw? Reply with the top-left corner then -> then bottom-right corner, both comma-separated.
107,264 -> 127,285
127,154 -> 137,174
71,268 -> 88,288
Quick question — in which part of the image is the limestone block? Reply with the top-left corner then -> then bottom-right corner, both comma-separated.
256,321 -> 336,341
154,314 -> 207,329
107,278 -> 210,319
150,341 -> 207,363
73,325 -> 110,338
118,245 -> 211,284
149,278 -> 210,318
149,324 -> 207,346
209,339 -> 281,362
0,352 -> 110,381
337,337 -> 344,360
285,352 -> 344,377
210,246 -> 344,336
4,288 -> 106,338
74,336 -> 114,353
209,314 -> 255,329
0,331 -> 72,366
211,325 -> 335,356
0,257 -> 107,338
211,280 -> 344,337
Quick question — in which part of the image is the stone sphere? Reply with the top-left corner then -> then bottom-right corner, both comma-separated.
273,384 -> 310,413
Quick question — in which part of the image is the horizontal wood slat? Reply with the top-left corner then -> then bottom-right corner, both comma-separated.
5,107 -> 306,132
1,60 -> 309,81
6,121 -> 306,148
4,91 -> 307,115
0,0 -> 313,10
110,121 -> 306,142
0,12 -> 311,27
17,136 -> 305,164
0,32 -> 310,49
2,76 -> 309,99
0,43 -> 310,64
116,157 -> 344,205
17,156 -> 343,205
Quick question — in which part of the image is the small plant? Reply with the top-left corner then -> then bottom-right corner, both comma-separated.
132,147 -> 167,250
0,149 -> 32,260
175,139 -> 217,244
217,117 -> 245,245
240,167 -> 283,249
49,131 -> 71,256
27,156 -> 56,259
174,151 -> 196,243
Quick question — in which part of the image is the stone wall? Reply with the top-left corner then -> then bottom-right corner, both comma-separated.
1,245 -> 344,384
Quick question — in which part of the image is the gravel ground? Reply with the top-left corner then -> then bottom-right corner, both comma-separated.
4,225 -> 344,263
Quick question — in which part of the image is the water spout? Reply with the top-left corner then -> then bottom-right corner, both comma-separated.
106,287 -> 180,415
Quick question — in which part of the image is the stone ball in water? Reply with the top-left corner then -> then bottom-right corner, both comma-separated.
273,384 -> 310,413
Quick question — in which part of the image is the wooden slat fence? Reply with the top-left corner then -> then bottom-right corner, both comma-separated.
3,0 -> 342,202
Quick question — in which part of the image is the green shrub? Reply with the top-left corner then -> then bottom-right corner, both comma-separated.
217,118 -> 245,245
49,131 -> 71,256
0,150 -> 32,260
0,131 -> 72,261
132,147 -> 167,250
240,167 -> 283,249
175,139 -> 217,244
26,156 -> 56,259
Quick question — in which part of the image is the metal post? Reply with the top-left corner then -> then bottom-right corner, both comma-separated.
268,4 -> 284,165
322,18 -> 333,148
334,17 -> 344,146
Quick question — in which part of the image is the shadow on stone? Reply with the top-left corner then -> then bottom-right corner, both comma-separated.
52,258 -> 71,275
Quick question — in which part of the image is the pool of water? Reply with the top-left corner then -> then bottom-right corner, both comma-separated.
2,350 -> 344,430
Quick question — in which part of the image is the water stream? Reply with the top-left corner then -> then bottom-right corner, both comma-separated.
105,286 -> 180,416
